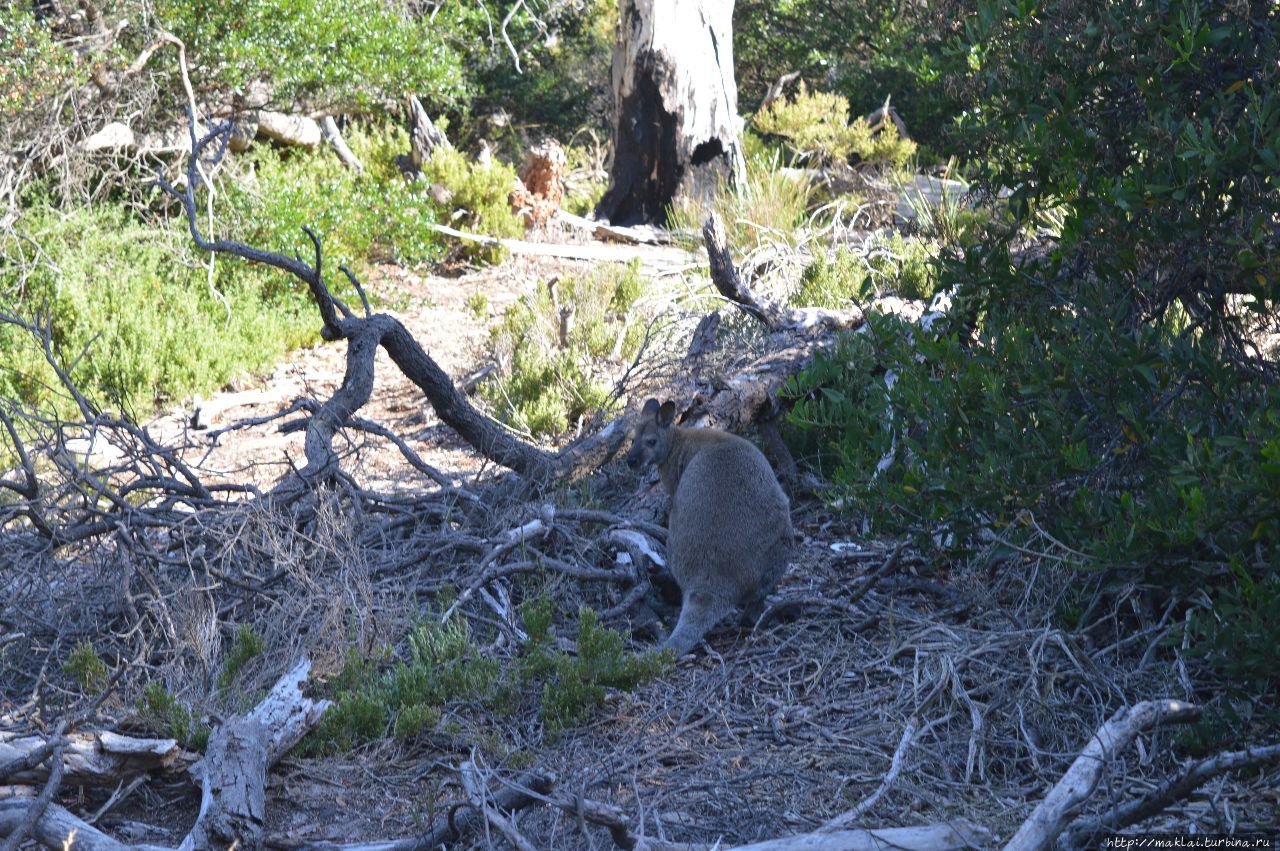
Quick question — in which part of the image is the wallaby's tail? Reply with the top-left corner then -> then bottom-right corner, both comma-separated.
663,589 -> 734,656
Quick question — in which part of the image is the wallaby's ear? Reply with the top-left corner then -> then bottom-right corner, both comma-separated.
656,400 -> 676,428
641,398 -> 660,418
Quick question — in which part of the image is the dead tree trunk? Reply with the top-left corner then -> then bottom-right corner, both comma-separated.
595,0 -> 744,226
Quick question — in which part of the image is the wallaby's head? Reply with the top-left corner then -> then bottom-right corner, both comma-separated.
625,398 -> 676,470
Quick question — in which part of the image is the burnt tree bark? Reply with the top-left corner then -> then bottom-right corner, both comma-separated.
595,0 -> 744,226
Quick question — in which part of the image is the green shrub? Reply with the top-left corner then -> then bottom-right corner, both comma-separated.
152,0 -> 469,110
0,4 -> 82,117
226,125 -> 444,288
753,84 -> 916,170
784,1 -> 1280,743
0,201 -> 317,413
307,596 -> 669,752
217,625 -> 265,691
534,606 -> 669,736
63,640 -> 108,692
307,618 -> 499,754
138,682 -> 210,750
667,144 -> 811,252
793,235 -> 938,309
417,146 -> 524,265
482,262 -> 648,437
734,0 -> 967,154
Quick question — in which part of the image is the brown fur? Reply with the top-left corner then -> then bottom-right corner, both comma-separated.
626,399 -> 793,655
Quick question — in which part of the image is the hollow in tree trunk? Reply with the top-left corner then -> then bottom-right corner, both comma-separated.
595,0 -> 744,226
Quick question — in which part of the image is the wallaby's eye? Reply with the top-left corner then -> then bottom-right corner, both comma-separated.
645,437 -> 657,447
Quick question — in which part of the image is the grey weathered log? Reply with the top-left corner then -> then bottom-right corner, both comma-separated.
0,801 -> 170,851
1003,699 -> 1200,851
728,821 -> 992,851
321,116 -> 365,173
0,731 -> 186,787
179,657 -> 330,851
424,221 -> 691,267
0,660 -> 329,851
1060,741 -> 1280,850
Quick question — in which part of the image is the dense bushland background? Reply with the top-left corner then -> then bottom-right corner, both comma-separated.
2,0 -> 1276,756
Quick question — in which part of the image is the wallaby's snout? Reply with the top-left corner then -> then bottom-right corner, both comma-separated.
628,397 -> 793,656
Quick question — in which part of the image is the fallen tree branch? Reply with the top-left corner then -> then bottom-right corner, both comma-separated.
820,710 -> 919,831
0,731 -> 187,787
1060,741 -> 1280,849
426,221 -> 691,266
0,660 -> 329,851
284,770 -> 555,851
701,213 -> 863,333
0,722 -> 65,851
321,116 -> 365,173
1003,699 -> 1201,851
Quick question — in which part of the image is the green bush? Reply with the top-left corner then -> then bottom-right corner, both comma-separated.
667,142 -> 812,252
226,124 -> 445,288
417,146 -> 524,265
527,604 -> 670,736
0,4 -> 81,116
0,201 -> 317,413
138,682 -> 211,750
734,0 -> 966,156
307,598 -> 668,752
753,84 -> 916,170
152,0 -> 470,110
63,640 -> 109,692
217,625 -> 265,691
482,262 -> 647,437
784,1 -> 1280,742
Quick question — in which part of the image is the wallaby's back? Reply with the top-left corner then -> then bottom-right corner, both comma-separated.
626,400 -> 793,655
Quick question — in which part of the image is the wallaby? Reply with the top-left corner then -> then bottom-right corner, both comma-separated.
625,399 -> 793,655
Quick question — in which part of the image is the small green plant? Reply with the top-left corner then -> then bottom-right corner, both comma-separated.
535,606 -> 670,736
667,145 -> 811,252
753,83 -> 916,169
138,682 -> 210,750
307,595 -> 670,753
217,624 -> 264,691
793,234 -> 938,308
0,200 -> 318,414
63,640 -> 108,692
466,292 -> 490,320
482,262 -> 648,437
227,124 -> 445,285
417,146 -> 524,265
307,618 -> 500,754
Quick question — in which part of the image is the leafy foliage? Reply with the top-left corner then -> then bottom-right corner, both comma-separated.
0,201 -> 317,414
138,682 -> 211,750
785,0 -> 1280,740
308,597 -> 668,753
483,262 -> 648,437
63,640 -> 108,692
416,145 -> 524,264
734,0 -> 967,154
753,84 -> 916,169
217,625 -> 265,691
226,124 -> 446,286
153,0 -> 470,110
957,0 -> 1280,347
